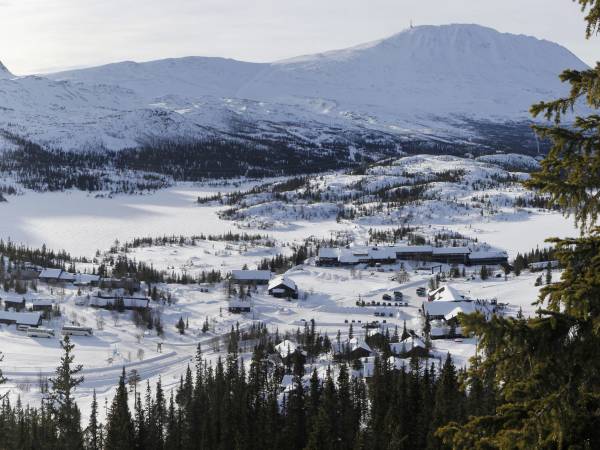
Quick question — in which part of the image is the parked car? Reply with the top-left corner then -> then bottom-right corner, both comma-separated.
393,291 -> 403,300
416,287 -> 427,297
382,294 -> 392,301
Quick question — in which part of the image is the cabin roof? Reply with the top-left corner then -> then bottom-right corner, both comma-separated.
39,268 -> 63,279
432,247 -> 470,255
423,300 -> 478,318
0,311 -> 41,325
268,275 -> 297,291
468,249 -> 508,260
231,270 -> 272,281
30,299 -> 54,306
275,340 -> 306,357
428,285 -> 468,302
318,247 -> 340,259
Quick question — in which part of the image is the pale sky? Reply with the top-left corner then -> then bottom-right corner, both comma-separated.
0,0 -> 597,75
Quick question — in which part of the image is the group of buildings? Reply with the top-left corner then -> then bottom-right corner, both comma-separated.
0,297 -> 53,327
228,270 -> 299,313
422,284 -> 504,339
38,269 -> 141,291
317,244 -> 508,266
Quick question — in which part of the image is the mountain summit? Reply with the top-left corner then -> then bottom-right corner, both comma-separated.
0,60 -> 13,78
237,24 -> 587,118
0,24 -> 589,152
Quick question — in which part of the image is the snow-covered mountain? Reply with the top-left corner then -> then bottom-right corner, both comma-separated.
0,60 -> 13,79
0,24 -> 589,153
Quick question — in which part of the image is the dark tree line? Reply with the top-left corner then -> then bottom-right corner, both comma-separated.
0,132 -> 385,194
0,338 -> 496,450
0,240 -> 75,270
511,246 -> 556,275
257,245 -> 313,273
119,232 -> 273,251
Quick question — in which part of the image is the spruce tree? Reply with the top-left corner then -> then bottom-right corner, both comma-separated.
86,390 -> 100,450
429,354 -> 462,449
133,393 -> 146,450
440,3 -> 600,447
337,363 -> 357,449
176,316 -> 185,335
104,368 -> 135,450
0,351 -> 6,394
153,376 -> 167,447
49,335 -> 84,450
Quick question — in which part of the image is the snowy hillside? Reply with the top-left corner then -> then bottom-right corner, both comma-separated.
211,154 -> 540,229
0,60 -> 13,78
239,24 -> 586,120
0,24 -> 588,153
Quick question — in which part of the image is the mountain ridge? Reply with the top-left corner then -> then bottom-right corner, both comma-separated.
0,60 -> 13,78
0,24 -> 589,154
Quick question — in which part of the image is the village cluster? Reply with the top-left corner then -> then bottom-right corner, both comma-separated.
225,262 -> 508,378
0,266 -> 148,338
315,243 -> 509,266
0,232 -> 558,413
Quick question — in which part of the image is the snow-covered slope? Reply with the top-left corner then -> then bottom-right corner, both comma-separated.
0,24 -> 589,152
0,60 -> 13,79
239,24 -> 587,120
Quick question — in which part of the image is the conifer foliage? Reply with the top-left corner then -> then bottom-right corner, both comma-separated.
440,1 -> 600,447
0,337 -> 496,450
49,335 -> 85,449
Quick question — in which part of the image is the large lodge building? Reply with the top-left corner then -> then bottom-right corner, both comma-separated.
317,244 -> 508,266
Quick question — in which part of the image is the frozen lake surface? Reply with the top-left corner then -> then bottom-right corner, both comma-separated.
0,186 -> 578,258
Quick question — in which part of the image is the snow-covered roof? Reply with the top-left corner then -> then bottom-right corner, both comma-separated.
387,356 -> 407,371
318,247 -> 340,259
338,245 -> 398,263
268,275 -> 297,291
332,338 -> 373,356
228,300 -> 251,309
369,246 -> 398,259
231,269 -> 272,281
38,268 -> 62,279
468,249 -> 508,260
90,297 -> 149,308
391,336 -> 427,353
431,327 -> 447,337
394,245 -> 434,254
528,260 -> 559,269
38,268 -> 78,281
74,273 -> 101,283
275,340 -> 300,358
349,337 -> 372,354
403,335 -> 427,348
428,285 -> 468,302
423,300 -> 478,318
0,311 -> 41,326
444,307 -> 468,321
59,272 -> 76,281
338,249 -> 360,264
432,246 -> 470,255
30,299 -> 54,306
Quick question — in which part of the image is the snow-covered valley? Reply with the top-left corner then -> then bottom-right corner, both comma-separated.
0,20 -> 589,434
0,152 -> 578,422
